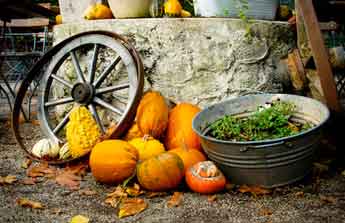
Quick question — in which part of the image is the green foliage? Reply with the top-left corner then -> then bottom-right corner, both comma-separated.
209,101 -> 313,142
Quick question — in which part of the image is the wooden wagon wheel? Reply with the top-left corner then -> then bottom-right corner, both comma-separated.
12,31 -> 144,164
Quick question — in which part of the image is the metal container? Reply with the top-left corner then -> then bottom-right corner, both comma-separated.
192,94 -> 330,188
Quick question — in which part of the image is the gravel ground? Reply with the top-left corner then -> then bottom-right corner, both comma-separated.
1,121 -> 345,223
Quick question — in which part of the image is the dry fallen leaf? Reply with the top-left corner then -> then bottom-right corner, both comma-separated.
258,208 -> 273,216
341,170 -> 345,177
107,186 -> 128,198
105,197 -> 121,208
126,183 -> 144,197
16,198 -> 44,209
27,163 -> 56,178
70,215 -> 89,223
55,169 -> 81,190
319,195 -> 336,204
207,195 -> 217,203
167,192 -> 183,208
0,175 -> 17,185
118,198 -> 148,218
105,186 -> 127,208
295,191 -> 304,198
21,159 -> 32,169
238,185 -> 271,196
21,178 -> 36,185
146,192 -> 167,198
64,162 -> 88,177
79,188 -> 97,196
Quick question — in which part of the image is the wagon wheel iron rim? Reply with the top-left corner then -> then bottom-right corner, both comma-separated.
12,31 -> 144,165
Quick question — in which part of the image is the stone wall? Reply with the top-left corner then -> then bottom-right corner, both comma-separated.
53,18 -> 295,107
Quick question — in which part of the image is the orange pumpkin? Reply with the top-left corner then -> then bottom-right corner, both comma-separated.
185,161 -> 226,194
137,153 -> 184,191
123,122 -> 144,141
169,145 -> 206,174
136,91 -> 169,139
165,103 -> 201,150
89,140 -> 138,184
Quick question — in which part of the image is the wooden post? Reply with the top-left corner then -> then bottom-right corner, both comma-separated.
296,0 -> 341,112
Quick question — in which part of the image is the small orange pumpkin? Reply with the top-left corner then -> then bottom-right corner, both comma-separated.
136,91 -> 169,139
129,136 -> 165,161
165,103 -> 201,151
137,152 -> 184,191
185,161 -> 226,194
169,145 -> 206,174
89,140 -> 138,184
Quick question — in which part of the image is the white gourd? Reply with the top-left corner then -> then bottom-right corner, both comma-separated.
59,143 -> 71,160
32,138 -> 59,158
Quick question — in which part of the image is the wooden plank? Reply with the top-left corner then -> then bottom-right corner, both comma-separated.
0,18 -> 49,27
297,0 -> 341,112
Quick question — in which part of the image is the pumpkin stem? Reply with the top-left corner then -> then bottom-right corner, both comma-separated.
142,134 -> 151,141
196,161 -> 218,178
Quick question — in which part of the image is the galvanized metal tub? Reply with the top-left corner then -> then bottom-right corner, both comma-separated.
192,94 -> 330,188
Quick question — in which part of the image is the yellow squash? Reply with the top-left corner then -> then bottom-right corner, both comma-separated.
66,106 -> 101,158
129,136 -> 165,161
84,3 -> 113,20
164,0 -> 182,17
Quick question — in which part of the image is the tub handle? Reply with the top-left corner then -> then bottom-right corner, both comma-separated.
240,141 -> 293,152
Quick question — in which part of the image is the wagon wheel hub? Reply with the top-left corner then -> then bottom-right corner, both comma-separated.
71,82 -> 94,104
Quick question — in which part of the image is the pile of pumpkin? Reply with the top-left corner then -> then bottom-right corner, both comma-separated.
32,91 -> 227,194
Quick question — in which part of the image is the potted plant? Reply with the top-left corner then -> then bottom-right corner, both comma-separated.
192,94 -> 330,187
193,0 -> 279,20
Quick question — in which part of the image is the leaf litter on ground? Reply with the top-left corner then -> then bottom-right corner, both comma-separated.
16,198 -> 44,209
238,185 -> 271,196
105,185 -> 128,208
27,163 -> 56,178
207,195 -> 217,203
319,195 -> 337,204
0,175 -> 17,185
21,178 -> 36,185
54,169 -> 81,190
146,192 -> 168,198
167,192 -> 183,208
21,159 -> 32,169
126,183 -> 145,197
118,198 -> 148,218
79,188 -> 97,196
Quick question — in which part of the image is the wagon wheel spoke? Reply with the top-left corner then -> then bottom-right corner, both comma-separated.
93,97 -> 123,115
70,50 -> 86,83
44,97 -> 74,107
93,56 -> 121,88
88,44 -> 99,83
88,104 -> 106,134
95,83 -> 130,95
53,109 -> 72,134
51,74 -> 73,89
